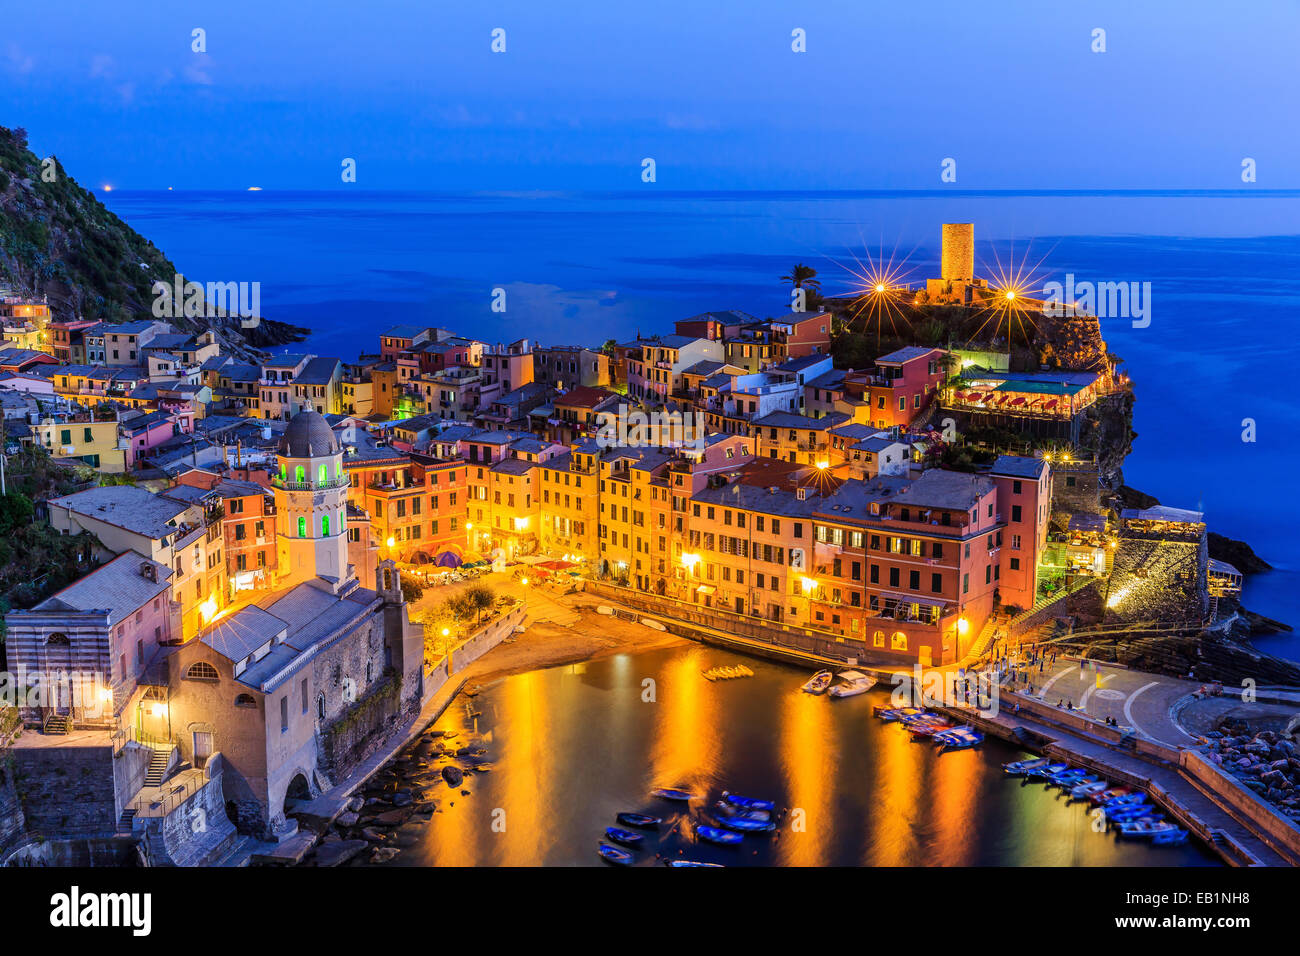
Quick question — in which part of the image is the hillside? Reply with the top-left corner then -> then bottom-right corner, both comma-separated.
0,125 -> 306,357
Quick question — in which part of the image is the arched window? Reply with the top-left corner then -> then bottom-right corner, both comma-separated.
872,630 -> 885,648
318,463 -> 328,484
294,464 -> 306,484
321,514 -> 330,536
891,631 -> 908,651
45,633 -> 71,646
316,693 -> 326,720
298,516 -> 307,538
235,694 -> 256,708
366,660 -> 373,684
185,661 -> 219,682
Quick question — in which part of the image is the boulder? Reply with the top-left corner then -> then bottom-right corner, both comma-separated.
441,766 -> 464,787
337,812 -> 360,828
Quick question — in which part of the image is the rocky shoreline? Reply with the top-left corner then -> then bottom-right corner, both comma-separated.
1202,719 -> 1300,822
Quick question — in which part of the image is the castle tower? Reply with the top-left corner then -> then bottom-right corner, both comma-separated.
941,223 -> 974,282
274,410 -> 349,589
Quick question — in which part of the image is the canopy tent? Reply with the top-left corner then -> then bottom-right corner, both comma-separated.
433,551 -> 462,568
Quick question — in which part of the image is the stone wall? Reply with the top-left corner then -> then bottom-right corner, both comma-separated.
1051,464 -> 1105,516
139,760 -> 238,867
11,742 -> 116,837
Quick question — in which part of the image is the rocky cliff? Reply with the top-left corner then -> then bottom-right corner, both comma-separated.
0,125 -> 306,359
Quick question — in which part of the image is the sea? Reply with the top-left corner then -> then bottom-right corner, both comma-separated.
102,188 -> 1300,656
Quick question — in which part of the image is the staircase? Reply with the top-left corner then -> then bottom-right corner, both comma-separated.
42,714 -> 70,736
118,807 -> 137,832
144,747 -> 171,788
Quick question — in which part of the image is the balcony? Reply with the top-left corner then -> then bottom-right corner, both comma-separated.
274,476 -> 350,492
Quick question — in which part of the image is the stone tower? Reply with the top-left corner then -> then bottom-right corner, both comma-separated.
274,409 -> 349,589
941,223 -> 974,282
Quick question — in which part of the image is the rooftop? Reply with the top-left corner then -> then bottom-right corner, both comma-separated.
50,485 -> 192,540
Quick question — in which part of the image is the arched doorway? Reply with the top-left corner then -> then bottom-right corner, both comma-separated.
283,773 -> 311,817
43,634 -> 72,716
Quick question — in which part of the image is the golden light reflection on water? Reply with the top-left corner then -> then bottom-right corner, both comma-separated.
776,687 -> 837,866
929,748 -> 979,866
867,715 -> 926,865
649,645 -> 723,792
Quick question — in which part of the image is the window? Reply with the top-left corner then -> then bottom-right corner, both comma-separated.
301,678 -> 309,713
280,696 -> 288,732
1011,505 -> 1022,522
318,463 -> 328,484
295,465 -> 306,484
317,693 -> 326,720
322,514 -> 330,536
298,516 -> 307,537
235,694 -> 256,708
186,661 -> 219,682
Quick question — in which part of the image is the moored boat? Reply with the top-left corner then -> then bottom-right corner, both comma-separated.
616,812 -> 662,829
1069,780 -> 1109,800
598,842 -> 633,865
1089,786 -> 1132,805
828,670 -> 878,698
712,814 -> 776,833
664,859 -> 724,867
695,825 -> 744,846
1003,757 -> 1050,775
651,787 -> 694,802
713,801 -> 771,823
721,791 -> 777,812
875,706 -> 926,721
604,826 -> 644,846
801,670 -> 834,694
1151,827 -> 1189,846
1024,761 -> 1070,779
935,726 -> 984,750
1117,819 -> 1181,840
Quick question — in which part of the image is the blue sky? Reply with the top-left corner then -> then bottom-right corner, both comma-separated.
3,0 -> 1298,190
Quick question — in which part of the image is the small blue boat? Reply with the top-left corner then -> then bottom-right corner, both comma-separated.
721,791 -> 776,812
604,826 -> 644,846
1151,828 -> 1189,846
616,812 -> 662,829
1101,793 -> 1147,810
651,788 -> 694,802
598,842 -> 633,865
695,825 -> 743,846
1046,770 -> 1094,787
1003,757 -> 1050,775
713,801 -> 771,823
713,815 -> 776,833
665,860 -> 724,867
935,727 -> 984,750
1024,762 -> 1070,778
875,706 -> 926,722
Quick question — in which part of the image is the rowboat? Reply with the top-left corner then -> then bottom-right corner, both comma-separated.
604,826 -> 644,847
702,664 -> 754,681
1068,780 -> 1109,800
1045,769 -> 1094,788
616,812 -> 662,829
1003,757 -> 1050,775
828,670 -> 877,698
665,860 -> 724,867
713,801 -> 772,823
907,719 -> 956,739
875,706 -> 926,722
1100,793 -> 1147,810
721,791 -> 777,812
712,815 -> 776,833
1117,819 -> 1182,840
935,727 -> 984,750
598,842 -> 633,865
1104,804 -> 1157,823
651,788 -> 694,802
1089,786 -> 1132,805
1024,762 -> 1070,779
695,825 -> 744,846
1151,828 -> 1189,846
802,670 -> 834,694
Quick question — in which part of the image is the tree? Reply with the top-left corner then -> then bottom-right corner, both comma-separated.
463,584 -> 495,624
601,339 -> 619,355
0,493 -> 35,536
780,264 -> 821,293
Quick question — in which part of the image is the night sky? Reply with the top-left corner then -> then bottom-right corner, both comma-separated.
5,1 -> 1298,190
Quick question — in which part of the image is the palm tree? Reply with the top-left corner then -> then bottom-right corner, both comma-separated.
781,264 -> 821,293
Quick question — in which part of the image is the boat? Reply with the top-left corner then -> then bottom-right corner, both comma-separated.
1003,757 -> 1050,775
1045,769 -> 1094,788
1117,819 -> 1182,840
664,860 -> 725,867
828,670 -> 877,698
1024,762 -> 1070,779
702,664 -> 755,681
935,727 -> 984,750
713,801 -> 772,823
598,842 -> 633,865
1089,786 -> 1133,805
1151,828 -> 1189,846
651,788 -> 694,802
616,812 -> 662,829
604,826 -> 644,847
1100,793 -> 1148,810
1106,805 -> 1159,824
695,825 -> 744,846
875,706 -> 926,722
721,791 -> 777,812
907,719 -> 956,739
802,670 -> 834,694
1069,780 -> 1109,800
712,815 -> 776,833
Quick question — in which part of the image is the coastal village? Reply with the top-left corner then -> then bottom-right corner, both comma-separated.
0,222 -> 1296,869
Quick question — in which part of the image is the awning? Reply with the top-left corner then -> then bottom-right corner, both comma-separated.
696,584 -> 717,595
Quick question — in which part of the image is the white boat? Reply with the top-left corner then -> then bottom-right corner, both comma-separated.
828,670 -> 877,698
801,670 -> 834,694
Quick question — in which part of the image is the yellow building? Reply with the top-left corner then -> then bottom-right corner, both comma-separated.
538,442 -> 601,561
35,411 -> 128,473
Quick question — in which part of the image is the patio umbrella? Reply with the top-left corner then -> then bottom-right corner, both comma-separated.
433,551 -> 462,568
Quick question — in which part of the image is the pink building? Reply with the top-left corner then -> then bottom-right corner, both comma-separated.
122,409 -> 186,470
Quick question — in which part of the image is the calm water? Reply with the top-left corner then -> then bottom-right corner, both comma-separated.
375,646 -> 1217,867
103,189 -> 1300,649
